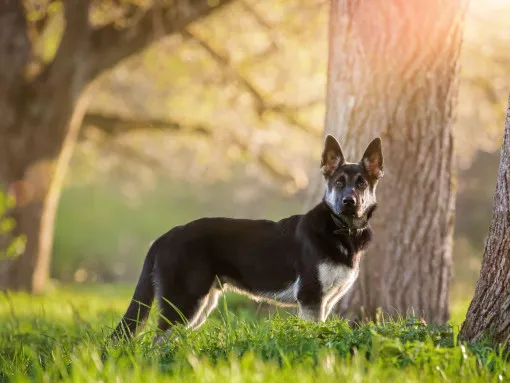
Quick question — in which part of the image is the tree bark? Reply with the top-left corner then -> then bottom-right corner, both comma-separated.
459,99 -> 510,349
0,0 -> 233,292
307,0 -> 468,323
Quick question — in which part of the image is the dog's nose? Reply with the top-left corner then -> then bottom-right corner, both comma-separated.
342,196 -> 356,207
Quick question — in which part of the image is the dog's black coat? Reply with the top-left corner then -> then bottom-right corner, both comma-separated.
112,136 -> 383,341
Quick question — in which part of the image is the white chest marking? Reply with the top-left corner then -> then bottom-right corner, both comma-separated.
318,260 -> 359,301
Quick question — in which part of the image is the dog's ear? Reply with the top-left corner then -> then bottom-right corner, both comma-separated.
321,135 -> 345,177
361,138 -> 384,179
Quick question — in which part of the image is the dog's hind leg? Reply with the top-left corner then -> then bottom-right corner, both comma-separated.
153,291 -> 208,345
153,265 -> 215,345
189,288 -> 222,330
187,293 -> 212,329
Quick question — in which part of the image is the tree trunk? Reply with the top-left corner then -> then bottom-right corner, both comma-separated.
0,0 -> 233,292
0,81 -> 91,293
459,99 -> 510,349
0,91 -> 93,292
307,0 -> 468,323
0,1 -> 92,292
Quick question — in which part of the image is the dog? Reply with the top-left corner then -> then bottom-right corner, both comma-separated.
112,135 -> 383,343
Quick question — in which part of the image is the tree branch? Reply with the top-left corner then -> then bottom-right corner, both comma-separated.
82,112 -> 210,136
240,1 -> 280,51
87,0 -> 234,81
182,29 -> 321,136
81,112 -> 296,184
34,0 -> 91,93
48,1 -> 91,75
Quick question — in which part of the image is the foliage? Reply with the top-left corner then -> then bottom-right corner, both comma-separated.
0,286 -> 507,382
0,190 -> 26,261
75,0 -> 510,185
22,1 -> 510,182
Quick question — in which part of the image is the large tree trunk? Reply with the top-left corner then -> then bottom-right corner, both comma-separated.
0,92 -> 92,292
459,99 -> 510,349
307,0 -> 468,323
0,0 -> 233,292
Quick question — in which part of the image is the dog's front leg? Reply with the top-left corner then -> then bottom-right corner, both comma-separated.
297,282 -> 323,322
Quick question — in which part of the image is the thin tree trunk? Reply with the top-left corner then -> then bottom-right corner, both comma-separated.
459,99 -> 510,349
307,0 -> 468,323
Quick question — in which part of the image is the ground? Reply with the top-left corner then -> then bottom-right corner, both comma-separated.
0,285 -> 507,382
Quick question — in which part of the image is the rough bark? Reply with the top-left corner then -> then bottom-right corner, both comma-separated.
0,0 -> 233,292
307,0 -> 467,323
459,99 -> 510,349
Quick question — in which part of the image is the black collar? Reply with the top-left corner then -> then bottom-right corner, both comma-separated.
330,212 -> 369,236
328,204 -> 377,236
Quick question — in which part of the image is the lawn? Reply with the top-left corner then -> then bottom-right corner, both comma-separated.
0,285 -> 507,382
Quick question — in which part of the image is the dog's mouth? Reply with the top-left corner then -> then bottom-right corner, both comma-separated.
328,205 -> 359,219
339,206 -> 359,217
338,204 -> 377,219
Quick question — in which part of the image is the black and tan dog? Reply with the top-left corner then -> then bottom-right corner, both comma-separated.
112,135 -> 384,342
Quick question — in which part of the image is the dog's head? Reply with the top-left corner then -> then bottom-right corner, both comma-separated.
321,135 -> 383,219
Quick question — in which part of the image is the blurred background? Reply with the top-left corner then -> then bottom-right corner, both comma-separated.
10,0 -> 509,307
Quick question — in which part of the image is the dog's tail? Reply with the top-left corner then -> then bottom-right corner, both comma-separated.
111,242 -> 157,340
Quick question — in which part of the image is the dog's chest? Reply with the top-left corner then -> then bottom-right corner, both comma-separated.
317,256 -> 360,297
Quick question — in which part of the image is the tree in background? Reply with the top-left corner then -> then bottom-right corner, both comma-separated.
0,0 -> 232,292
460,99 -> 510,349
307,0 -> 468,323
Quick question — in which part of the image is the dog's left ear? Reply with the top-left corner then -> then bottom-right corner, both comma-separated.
361,138 -> 384,179
321,135 -> 345,177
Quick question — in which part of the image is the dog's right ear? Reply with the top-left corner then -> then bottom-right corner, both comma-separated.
321,135 -> 345,177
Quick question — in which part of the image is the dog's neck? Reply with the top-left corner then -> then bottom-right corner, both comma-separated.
328,204 -> 377,236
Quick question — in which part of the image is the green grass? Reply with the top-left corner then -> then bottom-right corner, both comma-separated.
0,286 -> 507,382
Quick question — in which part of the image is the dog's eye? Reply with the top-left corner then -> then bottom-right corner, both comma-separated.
356,177 -> 368,189
335,178 -> 345,188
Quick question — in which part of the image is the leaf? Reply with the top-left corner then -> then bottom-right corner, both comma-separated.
1,235 -> 27,261
0,218 -> 16,234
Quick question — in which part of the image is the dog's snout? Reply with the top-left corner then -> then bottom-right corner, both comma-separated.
342,196 -> 356,207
